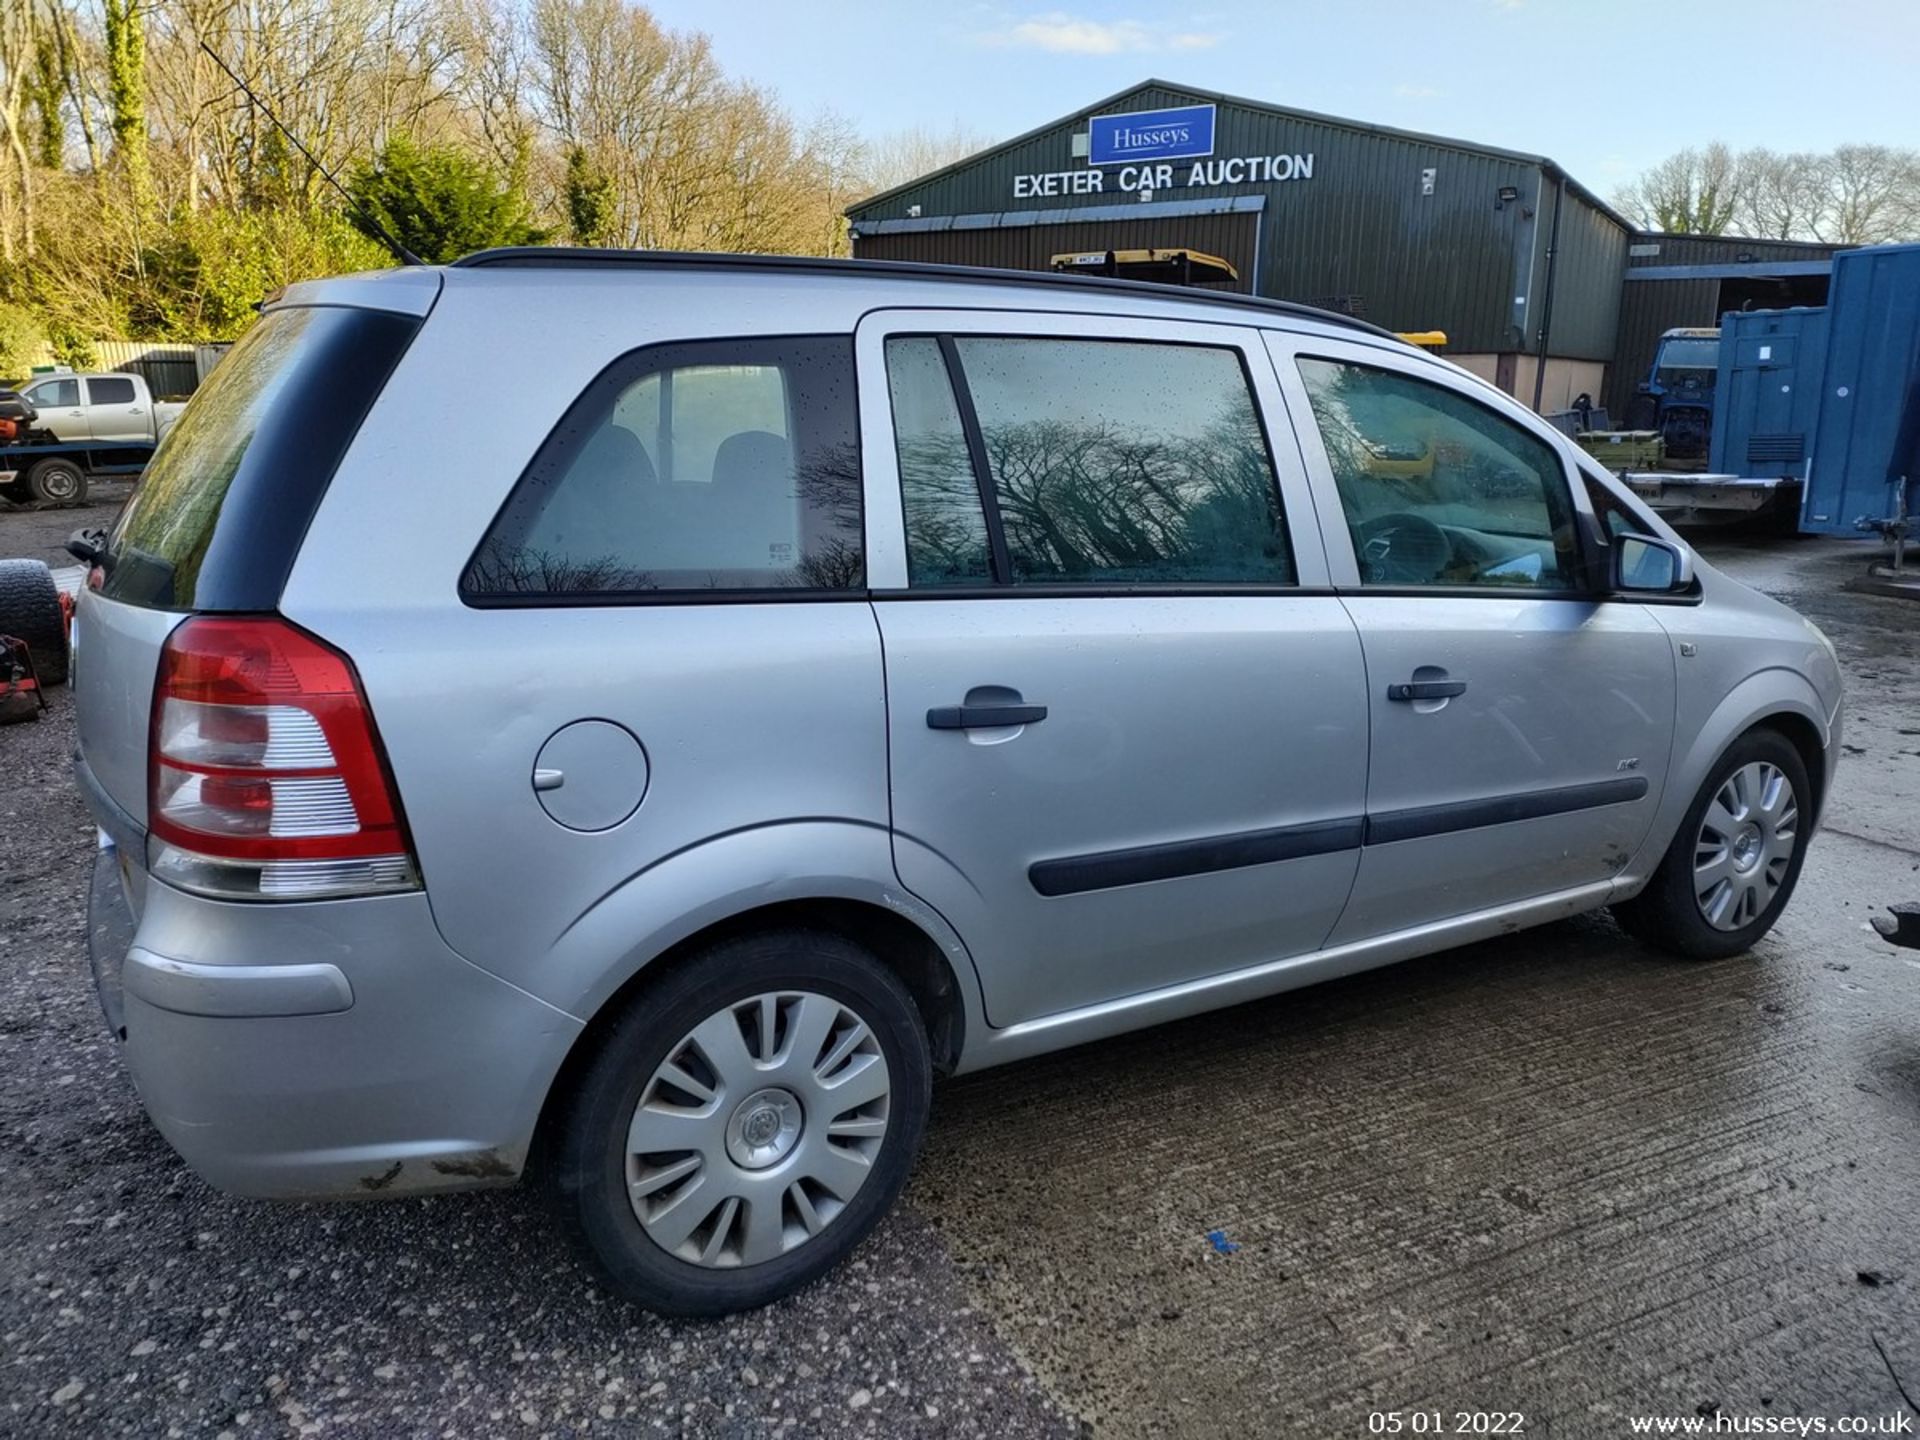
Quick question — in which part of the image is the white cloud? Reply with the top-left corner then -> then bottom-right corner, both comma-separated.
982,13 -> 1224,54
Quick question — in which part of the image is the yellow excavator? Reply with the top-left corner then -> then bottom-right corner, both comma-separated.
1050,249 -> 1240,287
1050,249 -> 1453,359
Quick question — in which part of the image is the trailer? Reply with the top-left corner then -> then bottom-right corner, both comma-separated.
0,436 -> 155,507
1588,242 -> 1920,540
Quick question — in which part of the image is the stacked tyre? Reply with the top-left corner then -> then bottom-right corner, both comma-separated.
0,558 -> 70,686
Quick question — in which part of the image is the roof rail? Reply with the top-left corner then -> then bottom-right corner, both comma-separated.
450,247 -> 1398,340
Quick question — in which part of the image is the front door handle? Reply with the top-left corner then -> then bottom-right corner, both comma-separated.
927,702 -> 1047,730
1387,679 -> 1467,702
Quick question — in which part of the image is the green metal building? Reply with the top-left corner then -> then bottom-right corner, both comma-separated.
845,80 -> 1839,419
1611,231 -> 1836,419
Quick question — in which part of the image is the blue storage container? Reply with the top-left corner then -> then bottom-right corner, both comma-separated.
1801,242 -> 1920,534
1710,306 -> 1829,482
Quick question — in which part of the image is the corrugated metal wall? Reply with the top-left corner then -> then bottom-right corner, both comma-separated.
849,82 -> 1629,357
1606,234 -> 1840,418
1625,232 -> 1836,271
1537,185 -> 1628,363
91,342 -> 200,398
1608,279 -> 1721,419
853,213 -> 1259,293
26,340 -> 231,397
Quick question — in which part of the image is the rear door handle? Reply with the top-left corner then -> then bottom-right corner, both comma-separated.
1387,680 -> 1467,702
926,703 -> 1047,730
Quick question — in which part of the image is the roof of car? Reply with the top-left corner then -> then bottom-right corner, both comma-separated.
450,247 -> 1399,341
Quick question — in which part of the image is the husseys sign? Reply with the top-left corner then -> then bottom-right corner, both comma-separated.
1013,103 -> 1315,200
1089,104 -> 1216,164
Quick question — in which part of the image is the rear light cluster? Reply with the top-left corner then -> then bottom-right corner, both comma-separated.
148,616 -> 419,901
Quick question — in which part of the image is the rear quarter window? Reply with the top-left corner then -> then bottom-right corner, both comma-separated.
462,336 -> 864,601
100,305 -> 422,611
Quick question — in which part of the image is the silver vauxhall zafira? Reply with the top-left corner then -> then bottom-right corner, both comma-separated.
72,250 -> 1843,1315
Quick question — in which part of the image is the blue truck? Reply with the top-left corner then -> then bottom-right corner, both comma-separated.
1626,326 -> 1723,465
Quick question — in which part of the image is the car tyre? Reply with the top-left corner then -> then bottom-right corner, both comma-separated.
27,457 -> 87,507
1612,727 -> 1811,959
551,928 -> 931,1317
0,558 -> 69,686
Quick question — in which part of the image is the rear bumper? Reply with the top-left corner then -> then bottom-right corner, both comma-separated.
85,844 -> 584,1200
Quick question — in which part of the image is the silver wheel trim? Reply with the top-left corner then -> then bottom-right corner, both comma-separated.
38,466 -> 79,500
626,990 -> 891,1269
1694,760 -> 1799,931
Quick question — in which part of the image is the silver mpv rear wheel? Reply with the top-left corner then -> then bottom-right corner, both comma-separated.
628,991 -> 892,1268
554,930 -> 931,1317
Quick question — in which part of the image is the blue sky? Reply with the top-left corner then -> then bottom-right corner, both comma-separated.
645,1 -> 1920,194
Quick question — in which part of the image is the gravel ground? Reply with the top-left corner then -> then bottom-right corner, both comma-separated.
0,495 -> 1074,1438
0,480 -> 128,570
2,496 -> 1917,1439
0,691 -> 1077,1438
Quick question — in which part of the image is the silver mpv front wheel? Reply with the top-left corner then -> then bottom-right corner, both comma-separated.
553,930 -> 931,1317
1612,727 -> 1814,960
1693,760 -> 1799,931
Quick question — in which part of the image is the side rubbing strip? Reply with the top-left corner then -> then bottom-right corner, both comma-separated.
1029,818 -> 1365,898
1363,776 -> 1650,846
1028,778 -> 1652,897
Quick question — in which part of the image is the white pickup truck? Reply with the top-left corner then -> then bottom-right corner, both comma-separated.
14,370 -> 185,445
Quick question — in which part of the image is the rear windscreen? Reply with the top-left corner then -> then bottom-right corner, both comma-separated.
101,304 -> 421,611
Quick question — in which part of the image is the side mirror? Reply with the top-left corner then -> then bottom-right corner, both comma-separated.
1614,533 -> 1693,593
66,528 -> 105,564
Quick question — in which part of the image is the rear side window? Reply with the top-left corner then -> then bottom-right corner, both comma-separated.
101,306 -> 422,611
464,337 -> 863,599
884,335 -> 1293,588
87,376 -> 137,405
885,337 -> 992,587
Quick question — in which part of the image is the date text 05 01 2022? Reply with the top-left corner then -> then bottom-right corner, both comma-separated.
1368,1413 -> 1526,1436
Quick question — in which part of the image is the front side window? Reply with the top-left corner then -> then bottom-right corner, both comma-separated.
1296,357 -> 1582,589
88,376 -> 137,405
1583,469 -> 1657,543
464,336 -> 863,598
28,378 -> 78,409
892,336 -> 1292,587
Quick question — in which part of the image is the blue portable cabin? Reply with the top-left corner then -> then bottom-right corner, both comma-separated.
1800,243 -> 1920,535
1710,306 -> 1830,485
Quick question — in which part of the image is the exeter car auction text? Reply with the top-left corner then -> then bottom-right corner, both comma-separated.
1013,154 -> 1316,198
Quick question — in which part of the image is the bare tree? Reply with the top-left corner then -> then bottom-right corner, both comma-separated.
853,122 -> 994,200
1615,143 -> 1741,235
0,0 -> 42,260
0,0 -> 1002,345
1733,149 -> 1826,240
1622,141 -> 1920,244
1817,144 -> 1920,245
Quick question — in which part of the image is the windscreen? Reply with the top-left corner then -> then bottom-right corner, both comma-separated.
101,304 -> 421,611
1656,337 -> 1719,370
